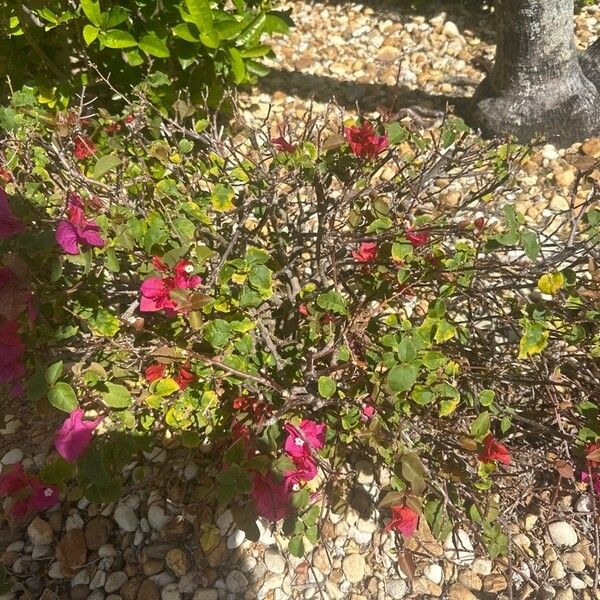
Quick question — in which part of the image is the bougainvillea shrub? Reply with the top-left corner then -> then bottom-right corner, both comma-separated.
0,88 -> 598,558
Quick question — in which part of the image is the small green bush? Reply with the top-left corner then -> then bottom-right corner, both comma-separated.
1,1 -> 292,110
0,87 -> 598,557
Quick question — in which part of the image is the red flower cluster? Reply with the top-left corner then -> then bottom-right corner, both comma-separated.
140,257 -> 202,315
271,123 -> 296,153
145,361 -> 197,390
405,228 -> 430,248
478,434 -> 511,466
0,463 -> 59,518
344,121 -> 389,159
352,241 -> 378,263
384,504 -> 419,536
73,135 -> 96,160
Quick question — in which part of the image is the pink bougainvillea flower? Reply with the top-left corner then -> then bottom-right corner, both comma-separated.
0,463 -> 31,496
284,420 -> 327,457
54,408 -> 102,462
405,228 -> 430,248
384,504 -> 419,536
251,472 -> 292,521
271,136 -> 296,153
581,471 -> 600,496
26,480 -> 60,512
55,194 -> 105,255
73,135 -> 96,160
175,363 -> 196,390
352,241 -> 378,263
286,453 -> 318,483
344,122 -> 389,159
361,403 -> 376,422
478,434 -> 511,466
145,363 -> 166,383
0,320 -> 26,394
140,259 -> 201,315
0,188 -> 24,238
585,441 -> 600,468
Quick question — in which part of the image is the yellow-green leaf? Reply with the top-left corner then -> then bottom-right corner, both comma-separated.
538,272 -> 564,295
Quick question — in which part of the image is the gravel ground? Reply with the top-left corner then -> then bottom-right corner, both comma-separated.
2,2 -> 600,599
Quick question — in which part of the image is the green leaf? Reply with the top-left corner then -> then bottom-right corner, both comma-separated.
48,382 -> 78,413
204,319 -> 232,348
479,389 -> 495,407
101,382 -> 132,408
80,0 -> 102,27
45,361 -> 64,386
228,47 -> 246,83
470,411 -> 490,440
99,29 -> 137,48
434,319 -> 456,343
397,337 -> 417,363
211,183 -> 235,212
288,535 -> 305,557
172,23 -> 200,42
387,364 -> 419,393
518,321 -> 549,358
83,24 -> 99,45
236,12 -> 266,46
538,272 -> 564,295
139,33 -> 170,58
316,291 -> 346,315
94,154 -> 121,178
200,30 -> 220,48
185,0 -> 214,33
401,452 -> 427,495
151,378 -> 180,397
521,230 -> 540,261
248,264 -> 272,290
318,376 -> 336,399
39,457 -> 75,485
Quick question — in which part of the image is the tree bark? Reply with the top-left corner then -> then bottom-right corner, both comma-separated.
580,37 -> 600,91
470,0 -> 600,145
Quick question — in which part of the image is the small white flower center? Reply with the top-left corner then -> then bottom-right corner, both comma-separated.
292,483 -> 300,491
44,488 -> 53,497
184,264 -> 194,273
294,437 -> 305,447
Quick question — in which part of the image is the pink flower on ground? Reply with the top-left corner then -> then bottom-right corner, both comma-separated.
0,188 -> 24,238
405,228 -> 430,248
283,420 -> 327,457
26,481 -> 60,512
361,403 -> 376,422
344,122 -> 389,159
384,504 -> 419,536
298,304 -> 310,317
54,408 -> 102,462
251,472 -> 292,522
55,194 -> 105,255
0,320 -> 26,394
140,259 -> 201,315
0,463 -> 31,496
352,242 -> 378,263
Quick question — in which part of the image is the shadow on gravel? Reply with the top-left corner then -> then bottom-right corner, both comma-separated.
256,68 -> 473,119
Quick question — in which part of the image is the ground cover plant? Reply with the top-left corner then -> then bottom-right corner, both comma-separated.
0,84 -> 598,576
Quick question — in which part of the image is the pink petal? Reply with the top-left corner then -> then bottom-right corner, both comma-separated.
56,221 -> 80,255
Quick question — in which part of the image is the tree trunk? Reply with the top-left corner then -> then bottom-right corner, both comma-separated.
580,37 -> 600,92
470,0 -> 600,145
